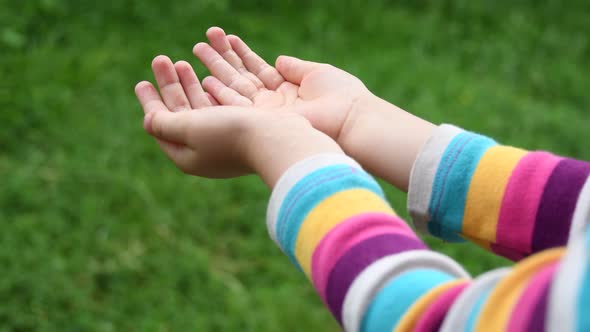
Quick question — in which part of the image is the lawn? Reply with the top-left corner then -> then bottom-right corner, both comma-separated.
2,0 -> 589,330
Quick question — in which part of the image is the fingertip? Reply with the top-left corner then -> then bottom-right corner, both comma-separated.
174,60 -> 191,71
135,80 -> 151,94
192,42 -> 209,55
201,75 -> 215,86
134,81 -> 158,104
206,26 -> 226,38
201,76 -> 217,93
274,57 -> 286,73
152,55 -> 172,68
226,34 -> 244,49
275,55 -> 289,68
226,34 -> 240,42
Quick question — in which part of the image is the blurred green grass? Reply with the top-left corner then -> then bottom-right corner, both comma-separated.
1,0 -> 589,330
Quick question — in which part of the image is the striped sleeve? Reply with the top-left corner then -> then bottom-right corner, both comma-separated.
266,153 -> 470,331
441,225 -> 590,332
267,153 -> 590,331
408,124 -> 590,260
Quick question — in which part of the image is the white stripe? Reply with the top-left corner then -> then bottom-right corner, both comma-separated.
407,124 -> 464,234
547,229 -> 588,332
266,153 -> 361,248
568,175 -> 590,242
341,250 -> 470,332
440,267 -> 510,332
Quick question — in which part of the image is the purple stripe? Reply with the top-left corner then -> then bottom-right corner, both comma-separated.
526,277 -> 551,332
325,233 -> 427,324
533,159 -> 590,252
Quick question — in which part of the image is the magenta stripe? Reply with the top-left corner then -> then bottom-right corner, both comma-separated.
310,213 -> 414,304
414,282 -> 469,332
507,262 -> 558,332
533,158 -> 590,252
325,233 -> 427,324
496,152 -> 561,259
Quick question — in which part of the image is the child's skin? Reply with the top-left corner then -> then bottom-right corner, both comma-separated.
190,27 -> 436,191
135,56 -> 343,187
136,27 -> 435,191
136,27 -> 434,191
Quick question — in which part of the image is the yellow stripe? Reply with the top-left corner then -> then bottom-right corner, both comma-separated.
462,146 -> 527,244
475,247 -> 564,332
394,279 -> 468,332
294,189 -> 395,278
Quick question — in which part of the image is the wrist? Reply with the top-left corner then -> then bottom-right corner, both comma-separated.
242,113 -> 344,188
339,93 -> 436,191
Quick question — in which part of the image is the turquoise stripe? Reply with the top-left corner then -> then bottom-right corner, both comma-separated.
360,269 -> 454,332
428,132 -> 497,242
576,228 -> 590,332
276,164 -> 384,270
465,288 -> 492,332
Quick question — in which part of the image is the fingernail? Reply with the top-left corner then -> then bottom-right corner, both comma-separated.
143,112 -> 153,132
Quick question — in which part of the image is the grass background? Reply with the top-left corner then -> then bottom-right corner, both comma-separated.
2,0 -> 590,330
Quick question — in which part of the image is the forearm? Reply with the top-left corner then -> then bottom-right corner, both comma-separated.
340,93 -> 436,191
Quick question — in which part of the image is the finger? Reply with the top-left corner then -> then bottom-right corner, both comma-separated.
151,55 -> 192,112
206,27 -> 264,89
276,82 -> 299,105
174,61 -> 212,109
144,108 -> 190,143
193,42 -> 258,99
275,55 -> 320,85
135,82 -> 193,163
202,76 -> 253,107
227,35 -> 285,90
206,92 -> 219,105
135,81 -> 169,114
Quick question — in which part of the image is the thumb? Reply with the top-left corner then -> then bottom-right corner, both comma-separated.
144,110 -> 189,144
275,55 -> 321,84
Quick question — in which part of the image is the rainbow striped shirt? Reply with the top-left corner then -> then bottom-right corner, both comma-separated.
266,125 -> 590,332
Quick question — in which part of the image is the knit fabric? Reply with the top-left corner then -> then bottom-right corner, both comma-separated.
267,155 -> 469,331
408,124 -> 590,260
266,121 -> 590,331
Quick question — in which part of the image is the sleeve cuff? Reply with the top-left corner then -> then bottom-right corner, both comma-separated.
266,153 -> 363,248
407,124 -> 465,234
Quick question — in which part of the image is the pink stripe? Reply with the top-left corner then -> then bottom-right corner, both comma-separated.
414,282 -> 469,332
495,152 -> 562,259
507,262 -> 558,332
310,212 -> 415,304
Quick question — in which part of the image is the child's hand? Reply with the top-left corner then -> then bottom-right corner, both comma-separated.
193,28 -> 435,190
135,55 -> 342,187
193,27 -> 372,140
